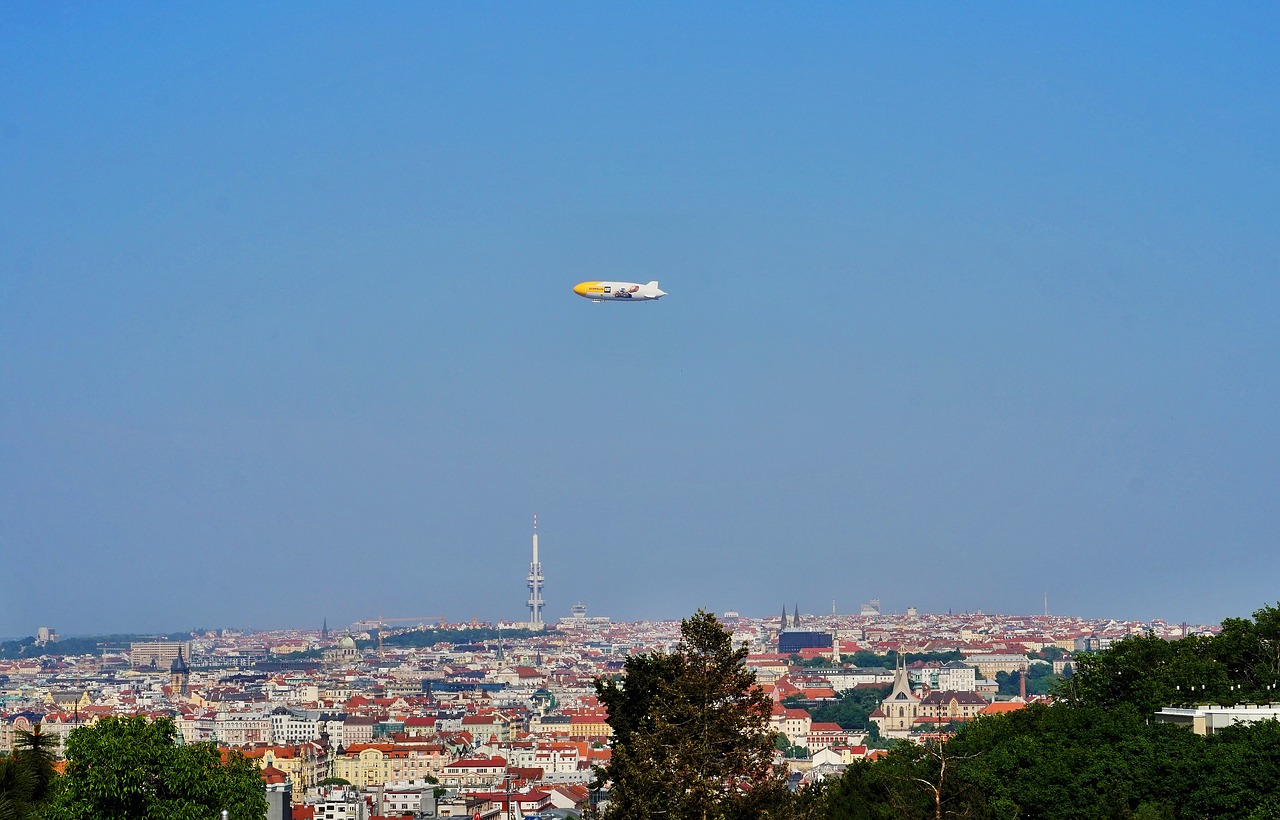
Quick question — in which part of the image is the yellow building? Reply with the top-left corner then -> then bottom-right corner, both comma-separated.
243,744 -> 328,798
566,714 -> 612,739
43,691 -> 91,709
917,691 -> 988,723
331,744 -> 449,789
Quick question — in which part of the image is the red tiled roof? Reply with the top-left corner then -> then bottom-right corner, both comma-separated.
554,784 -> 591,805
243,746 -> 298,759
261,765 -> 288,785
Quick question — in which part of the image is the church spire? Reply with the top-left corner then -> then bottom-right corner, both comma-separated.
780,605 -> 788,631
888,652 -> 915,701
169,647 -> 190,699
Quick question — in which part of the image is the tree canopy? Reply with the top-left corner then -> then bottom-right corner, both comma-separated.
49,716 -> 266,820
364,626 -> 544,650
0,634 -> 193,660
0,725 -> 59,820
589,604 -> 1280,818
995,663 -> 1058,697
594,610 -> 789,820
841,650 -> 963,668
1060,604 -> 1280,712
791,602 -> 1280,819
786,685 -> 888,736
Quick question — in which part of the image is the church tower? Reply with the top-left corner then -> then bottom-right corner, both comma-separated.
870,654 -> 921,739
169,647 -> 190,699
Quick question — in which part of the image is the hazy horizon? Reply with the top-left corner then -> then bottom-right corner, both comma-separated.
2,597 -> 1248,645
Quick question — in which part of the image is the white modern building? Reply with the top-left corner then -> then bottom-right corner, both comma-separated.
1155,704 -> 1280,735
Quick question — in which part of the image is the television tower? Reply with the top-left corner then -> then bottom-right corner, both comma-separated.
527,515 -> 544,629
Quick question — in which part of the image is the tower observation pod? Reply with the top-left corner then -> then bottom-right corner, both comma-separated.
527,515 -> 544,629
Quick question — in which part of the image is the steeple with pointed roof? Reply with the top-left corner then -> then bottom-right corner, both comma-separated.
780,605 -> 789,631
169,647 -> 190,699
870,652 -> 922,739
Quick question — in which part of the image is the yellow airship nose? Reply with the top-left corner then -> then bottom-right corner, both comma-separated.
573,282 -> 592,296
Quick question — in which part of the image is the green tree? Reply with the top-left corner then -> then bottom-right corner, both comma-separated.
1059,631 -> 1236,711
995,665 -> 1059,697
842,651 -> 962,668
798,741 -> 989,820
795,685 -> 890,734
1179,720 -> 1280,818
793,655 -> 838,668
594,611 -> 789,820
49,716 -> 266,820
799,602 -> 1280,819
1215,603 -> 1280,695
315,777 -> 351,787
1033,646 -> 1068,661
0,757 -> 36,820
0,725 -> 59,820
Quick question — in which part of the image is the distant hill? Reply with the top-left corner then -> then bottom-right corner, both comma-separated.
0,632 -> 193,660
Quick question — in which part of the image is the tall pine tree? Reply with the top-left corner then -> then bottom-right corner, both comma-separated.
594,611 -> 789,820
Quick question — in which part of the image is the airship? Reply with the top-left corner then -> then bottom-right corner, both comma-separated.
573,280 -> 667,302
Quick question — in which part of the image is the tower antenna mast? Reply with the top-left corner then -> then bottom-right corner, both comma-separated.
527,514 -> 544,629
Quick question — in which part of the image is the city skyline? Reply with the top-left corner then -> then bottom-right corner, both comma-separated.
4,5 -> 1279,637
3,595 -> 1229,645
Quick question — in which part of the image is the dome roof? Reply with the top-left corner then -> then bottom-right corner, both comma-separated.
339,635 -> 356,649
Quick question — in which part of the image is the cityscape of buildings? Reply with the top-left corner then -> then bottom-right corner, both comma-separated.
0,526 -> 1233,819
8,3 -> 1274,817
2,612 -> 1217,818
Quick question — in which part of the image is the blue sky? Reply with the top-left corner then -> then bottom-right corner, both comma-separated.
2,3 -> 1278,637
